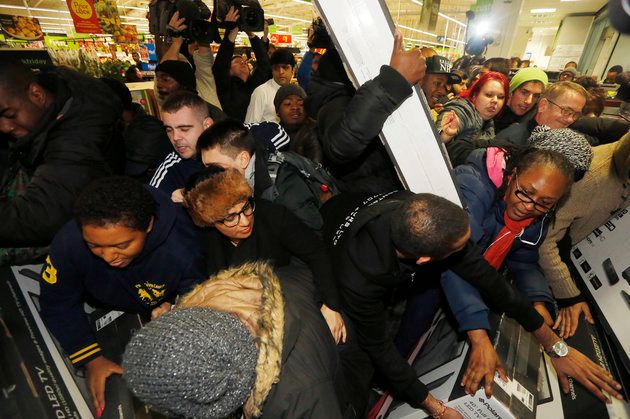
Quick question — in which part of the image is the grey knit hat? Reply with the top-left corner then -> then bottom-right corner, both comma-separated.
528,126 -> 593,180
274,84 -> 306,111
123,307 -> 258,418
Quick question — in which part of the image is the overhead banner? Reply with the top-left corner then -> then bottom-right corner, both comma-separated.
65,0 -> 101,34
0,15 -> 44,40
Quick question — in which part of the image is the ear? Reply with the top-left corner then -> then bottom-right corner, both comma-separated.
415,256 -> 432,265
27,82 -> 48,108
237,150 -> 251,171
146,216 -> 155,234
538,97 -> 548,112
202,117 -> 213,130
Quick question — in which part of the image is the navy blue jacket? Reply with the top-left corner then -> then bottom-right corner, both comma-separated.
441,148 -> 554,331
39,187 -> 205,366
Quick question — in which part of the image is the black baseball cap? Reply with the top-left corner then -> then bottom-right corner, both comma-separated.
425,55 -> 460,84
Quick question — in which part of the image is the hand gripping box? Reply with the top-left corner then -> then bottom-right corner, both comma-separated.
383,311 -> 540,419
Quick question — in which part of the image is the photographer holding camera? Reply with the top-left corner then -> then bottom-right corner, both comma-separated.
213,6 -> 271,121
159,11 -> 222,110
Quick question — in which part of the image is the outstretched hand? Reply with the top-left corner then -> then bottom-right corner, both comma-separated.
554,302 -> 594,339
462,330 -> 508,398
439,110 -> 459,143
551,346 -> 623,404
320,305 -> 347,344
389,30 -> 426,86
167,11 -> 187,33
85,356 -> 123,415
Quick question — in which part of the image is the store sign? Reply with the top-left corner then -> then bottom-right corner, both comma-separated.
270,33 -> 292,44
66,0 -> 101,34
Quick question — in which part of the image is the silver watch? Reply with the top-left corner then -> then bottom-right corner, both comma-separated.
547,340 -> 569,358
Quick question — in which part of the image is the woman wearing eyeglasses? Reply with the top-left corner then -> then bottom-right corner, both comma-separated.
182,164 -> 347,344
441,127 -> 593,396
437,71 -> 510,167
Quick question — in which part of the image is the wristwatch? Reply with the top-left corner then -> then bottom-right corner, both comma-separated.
547,339 -> 569,358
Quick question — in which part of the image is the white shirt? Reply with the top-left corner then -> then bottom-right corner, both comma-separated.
244,78 -> 281,124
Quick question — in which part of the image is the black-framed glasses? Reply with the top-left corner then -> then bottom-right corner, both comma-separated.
546,98 -> 582,120
218,197 -> 255,227
513,174 -> 555,213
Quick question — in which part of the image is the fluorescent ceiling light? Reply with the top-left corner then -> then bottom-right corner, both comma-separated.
0,5 -> 70,13
292,0 -> 311,4
265,13 -> 310,23
398,24 -> 436,37
411,0 -> 423,5
33,15 -> 73,21
120,15 -> 147,21
530,8 -> 556,13
119,5 -> 147,11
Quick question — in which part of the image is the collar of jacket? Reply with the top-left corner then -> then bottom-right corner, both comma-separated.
177,261 -> 285,418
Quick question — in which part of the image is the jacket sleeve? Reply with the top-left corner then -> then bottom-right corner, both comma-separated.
441,270 -> 491,331
318,65 -> 412,165
212,34 -> 235,96
248,35 -> 271,89
342,276 -> 429,407
571,116 -> 630,145
445,242 -> 544,332
193,48 -> 222,110
297,51 -> 314,90
278,206 -> 342,311
505,258 -> 554,304
39,239 -> 102,366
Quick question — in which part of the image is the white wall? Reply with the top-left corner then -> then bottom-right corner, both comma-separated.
547,14 -> 594,70
523,27 -> 556,68
510,26 -> 533,59
606,33 -> 630,74
481,0 -> 524,58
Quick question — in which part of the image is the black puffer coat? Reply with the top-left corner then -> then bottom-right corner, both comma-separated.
0,67 -> 121,247
308,65 -> 412,194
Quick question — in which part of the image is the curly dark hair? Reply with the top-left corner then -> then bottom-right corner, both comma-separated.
74,176 -> 155,230
391,193 -> 469,258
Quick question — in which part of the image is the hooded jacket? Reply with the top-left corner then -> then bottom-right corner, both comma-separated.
40,187 -> 205,367
441,148 -> 554,332
322,191 -> 544,409
0,68 -> 122,248
308,65 -> 410,194
437,97 -> 498,167
178,262 -> 343,418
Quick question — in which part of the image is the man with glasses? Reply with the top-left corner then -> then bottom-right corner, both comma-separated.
495,81 -> 587,145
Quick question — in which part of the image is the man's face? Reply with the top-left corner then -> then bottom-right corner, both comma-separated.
277,94 -> 305,125
156,71 -> 181,100
201,146 -> 249,174
558,71 -> 575,82
508,81 -> 544,116
82,221 -> 152,268
536,90 -> 586,129
162,106 -> 212,159
230,57 -> 250,82
606,70 -> 619,82
421,74 -> 449,108
132,52 -> 140,62
0,83 -> 47,139
272,64 -> 293,86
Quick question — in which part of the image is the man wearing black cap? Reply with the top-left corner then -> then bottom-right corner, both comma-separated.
155,60 -> 197,103
420,55 -> 458,115
245,48 -> 296,123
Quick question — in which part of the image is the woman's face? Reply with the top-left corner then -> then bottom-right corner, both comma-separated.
504,165 -> 570,221
213,199 -> 255,243
473,80 -> 506,120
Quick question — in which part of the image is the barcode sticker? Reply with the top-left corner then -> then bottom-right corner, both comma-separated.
95,310 -> 124,331
514,381 -> 535,411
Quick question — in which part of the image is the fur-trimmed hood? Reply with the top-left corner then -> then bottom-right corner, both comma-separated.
178,262 -> 284,418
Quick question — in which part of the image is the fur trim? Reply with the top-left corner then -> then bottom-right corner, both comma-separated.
183,168 -> 253,227
177,262 -> 285,418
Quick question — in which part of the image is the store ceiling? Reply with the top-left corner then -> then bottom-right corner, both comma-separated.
0,0 -> 608,40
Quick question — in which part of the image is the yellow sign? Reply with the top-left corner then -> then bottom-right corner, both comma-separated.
71,0 -> 94,19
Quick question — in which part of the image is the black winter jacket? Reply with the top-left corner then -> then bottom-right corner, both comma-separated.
212,34 -> 270,121
203,198 -> 342,311
310,66 -> 410,194
0,68 -> 121,247
322,192 -> 544,408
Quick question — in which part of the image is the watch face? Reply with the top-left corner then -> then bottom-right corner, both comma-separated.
553,341 -> 569,357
